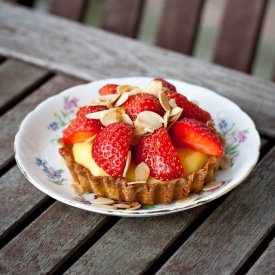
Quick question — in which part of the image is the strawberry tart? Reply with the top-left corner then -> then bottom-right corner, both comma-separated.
59,78 -> 227,207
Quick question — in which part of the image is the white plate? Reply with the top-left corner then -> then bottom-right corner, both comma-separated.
14,77 -> 260,217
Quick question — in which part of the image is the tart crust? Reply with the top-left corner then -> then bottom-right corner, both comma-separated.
59,136 -> 224,205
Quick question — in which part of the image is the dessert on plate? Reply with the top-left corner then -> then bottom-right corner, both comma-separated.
59,78 -> 228,209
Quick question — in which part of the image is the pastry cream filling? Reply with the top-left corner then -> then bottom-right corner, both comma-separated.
72,142 -> 208,180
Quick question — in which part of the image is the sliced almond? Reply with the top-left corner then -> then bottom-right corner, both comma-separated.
70,184 -> 84,195
220,155 -> 231,170
88,101 -> 110,107
163,110 -> 170,128
135,162 -> 150,182
95,204 -> 117,209
115,92 -> 129,106
175,194 -> 199,205
115,203 -> 131,209
117,85 -> 137,94
93,197 -> 115,205
100,108 -> 122,126
86,109 -> 110,119
143,127 -> 155,133
203,181 -> 222,191
127,181 -> 146,185
135,111 -> 164,131
168,98 -> 177,108
121,113 -> 133,126
144,80 -> 163,97
129,203 -> 142,210
169,107 -> 183,124
99,93 -> 121,104
123,151 -> 131,177
159,90 -> 171,111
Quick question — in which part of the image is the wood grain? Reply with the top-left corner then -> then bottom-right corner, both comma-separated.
0,3 -> 274,137
49,0 -> 87,21
0,202 -> 109,274
0,59 -> 49,114
65,206 -> 206,274
156,0 -> 205,55
213,0 -> 268,73
157,146 -> 275,274
101,0 -> 144,38
247,238 -> 275,275
0,74 -> 84,170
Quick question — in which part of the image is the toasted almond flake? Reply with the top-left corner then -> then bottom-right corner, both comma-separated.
169,99 -> 177,108
143,127 -> 155,133
88,101 -> 110,107
100,108 -> 122,126
175,194 -> 199,205
170,106 -> 183,117
127,181 -> 146,185
135,162 -> 150,181
86,109 -> 110,119
134,127 -> 147,136
115,203 -> 131,209
117,84 -> 136,94
144,80 -> 163,97
99,93 -> 121,104
123,151 -> 131,177
115,92 -> 129,106
95,204 -> 117,209
203,181 -> 222,191
159,91 -> 171,111
121,113 -> 133,126
220,155 -> 231,170
128,203 -> 142,210
84,134 -> 97,143
163,111 -> 170,128
70,184 -> 84,195
93,197 -> 115,205
135,111 -> 164,131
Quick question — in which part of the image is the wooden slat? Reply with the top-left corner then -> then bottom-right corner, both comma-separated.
156,0 -> 205,55
49,0 -> 87,21
157,147 -> 275,274
248,238 -> 275,274
0,3 -> 275,138
0,59 -> 50,115
0,74 -> 84,170
64,206 -> 207,274
101,0 -> 144,38
0,202 -> 109,274
213,0 -> 268,73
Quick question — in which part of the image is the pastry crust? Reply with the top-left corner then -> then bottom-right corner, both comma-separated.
59,139 -> 223,205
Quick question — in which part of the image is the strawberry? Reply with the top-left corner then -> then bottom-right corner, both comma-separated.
62,105 -> 106,144
154,78 -> 176,92
166,91 -> 211,123
134,127 -> 184,181
98,84 -> 118,96
122,93 -> 165,121
92,122 -> 133,178
170,118 -> 223,157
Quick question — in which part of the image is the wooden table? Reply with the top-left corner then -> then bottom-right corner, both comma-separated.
0,3 -> 274,274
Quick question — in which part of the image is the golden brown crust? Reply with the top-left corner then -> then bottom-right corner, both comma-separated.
59,139 -> 222,205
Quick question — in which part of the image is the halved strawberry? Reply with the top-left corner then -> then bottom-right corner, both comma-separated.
62,105 -> 106,144
154,78 -> 176,92
170,118 -> 223,157
166,91 -> 211,123
134,127 -> 184,181
92,122 -> 133,178
98,84 -> 118,96
122,92 -> 165,121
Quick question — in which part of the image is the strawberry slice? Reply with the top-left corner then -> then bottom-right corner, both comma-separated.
166,91 -> 211,123
92,122 -> 133,178
170,118 -> 224,157
98,84 -> 118,95
62,105 -> 106,144
154,78 -> 176,92
122,92 -> 165,121
134,127 -> 184,181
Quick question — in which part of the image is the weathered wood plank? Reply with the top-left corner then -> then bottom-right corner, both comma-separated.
213,0 -> 268,73
156,0 -> 205,55
64,206 -> 207,274
0,74 -> 84,170
49,0 -> 87,21
0,3 -> 275,138
247,238 -> 275,275
157,147 -> 275,274
0,202 -> 109,274
101,0 -> 144,38
0,59 -> 50,114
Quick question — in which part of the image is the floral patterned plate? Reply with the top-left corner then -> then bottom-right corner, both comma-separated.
14,77 -> 260,217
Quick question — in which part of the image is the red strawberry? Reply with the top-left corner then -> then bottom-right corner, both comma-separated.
154,78 -> 176,92
134,127 -> 184,181
166,91 -> 211,123
76,105 -> 106,117
92,122 -> 133,178
98,84 -> 118,96
122,93 -> 165,121
170,118 -> 223,157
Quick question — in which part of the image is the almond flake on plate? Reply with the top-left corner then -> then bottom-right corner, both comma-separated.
175,194 -> 199,205
93,197 -> 115,205
203,181 -> 222,191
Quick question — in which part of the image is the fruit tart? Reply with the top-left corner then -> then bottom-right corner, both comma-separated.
59,78 -> 228,208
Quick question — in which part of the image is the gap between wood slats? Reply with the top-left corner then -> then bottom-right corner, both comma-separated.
236,226 -> 275,274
